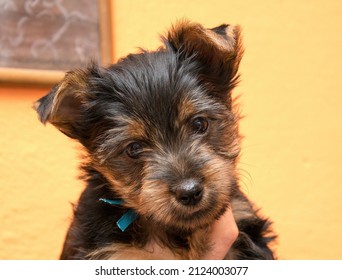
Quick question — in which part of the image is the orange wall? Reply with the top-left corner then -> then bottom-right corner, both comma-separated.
1,0 -> 342,259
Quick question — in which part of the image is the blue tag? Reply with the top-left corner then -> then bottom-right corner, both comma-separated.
99,198 -> 124,205
116,209 -> 138,232
99,198 -> 137,232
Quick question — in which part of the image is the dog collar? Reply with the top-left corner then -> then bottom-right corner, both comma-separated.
99,198 -> 138,232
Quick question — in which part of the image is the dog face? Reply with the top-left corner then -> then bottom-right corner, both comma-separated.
35,21 -> 243,232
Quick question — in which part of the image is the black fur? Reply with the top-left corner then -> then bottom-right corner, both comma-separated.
35,20 -> 276,260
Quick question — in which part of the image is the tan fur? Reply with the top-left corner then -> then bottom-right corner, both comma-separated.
87,243 -> 180,260
87,227 -> 212,260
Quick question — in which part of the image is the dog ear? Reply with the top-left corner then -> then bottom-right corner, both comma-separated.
165,20 -> 244,100
34,67 -> 95,140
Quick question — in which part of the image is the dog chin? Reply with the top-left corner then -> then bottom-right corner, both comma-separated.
151,201 -> 229,232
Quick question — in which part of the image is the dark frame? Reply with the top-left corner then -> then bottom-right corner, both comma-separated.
0,0 -> 113,86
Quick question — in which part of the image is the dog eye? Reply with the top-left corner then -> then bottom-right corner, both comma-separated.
191,117 -> 209,134
125,142 -> 144,159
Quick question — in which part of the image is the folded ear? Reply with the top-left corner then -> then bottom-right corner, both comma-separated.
165,20 -> 243,99
34,67 -> 94,139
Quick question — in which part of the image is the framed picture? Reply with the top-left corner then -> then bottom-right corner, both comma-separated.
0,0 -> 113,86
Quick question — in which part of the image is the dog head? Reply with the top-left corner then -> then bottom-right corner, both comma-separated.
35,20 -> 243,231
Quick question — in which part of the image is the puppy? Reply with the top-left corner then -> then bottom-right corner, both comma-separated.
35,20 -> 276,259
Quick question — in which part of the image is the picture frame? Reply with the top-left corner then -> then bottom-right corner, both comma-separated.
0,0 -> 113,86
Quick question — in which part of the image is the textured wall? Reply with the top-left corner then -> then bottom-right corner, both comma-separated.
0,88 -> 82,259
1,0 -> 341,259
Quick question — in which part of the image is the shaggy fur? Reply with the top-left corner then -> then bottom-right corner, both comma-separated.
35,20 -> 276,259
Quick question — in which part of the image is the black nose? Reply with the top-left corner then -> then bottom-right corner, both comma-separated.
175,179 -> 203,206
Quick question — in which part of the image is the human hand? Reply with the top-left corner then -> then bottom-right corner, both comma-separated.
202,207 -> 239,259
